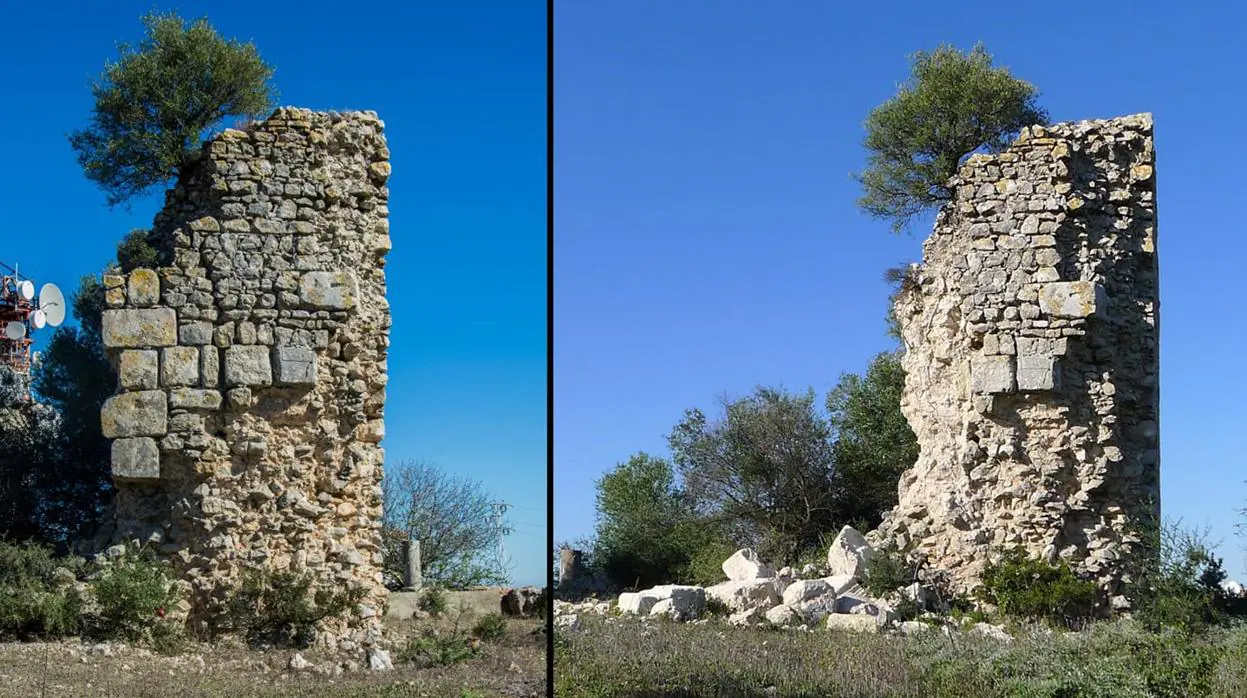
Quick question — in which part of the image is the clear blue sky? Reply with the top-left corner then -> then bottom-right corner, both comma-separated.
1,2 -> 547,586
554,1 -> 1247,577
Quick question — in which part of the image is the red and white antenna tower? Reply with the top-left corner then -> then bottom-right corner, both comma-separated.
0,261 -> 66,374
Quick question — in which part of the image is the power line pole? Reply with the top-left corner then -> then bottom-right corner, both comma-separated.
489,501 -> 512,573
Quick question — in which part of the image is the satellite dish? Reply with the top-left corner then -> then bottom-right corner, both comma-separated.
3,322 -> 25,340
30,310 -> 46,329
17,281 -> 34,301
38,284 -> 65,327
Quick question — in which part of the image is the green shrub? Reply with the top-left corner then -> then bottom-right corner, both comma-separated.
0,541 -> 84,640
471,612 -> 507,641
703,597 -> 730,618
86,549 -> 182,643
976,547 -> 1099,629
859,546 -> 917,598
400,615 -> 482,667
1128,518 -> 1245,634
220,568 -> 366,648
678,540 -> 739,587
419,585 -> 448,616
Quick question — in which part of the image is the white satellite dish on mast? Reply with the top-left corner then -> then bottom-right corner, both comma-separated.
3,322 -> 25,340
30,310 -> 46,329
17,280 -> 34,301
38,283 -> 65,327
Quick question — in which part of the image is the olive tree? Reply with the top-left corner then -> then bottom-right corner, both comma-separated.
856,43 -> 1048,233
69,11 -> 276,207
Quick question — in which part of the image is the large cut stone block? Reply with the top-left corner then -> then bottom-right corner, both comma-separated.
118,350 -> 159,390
970,355 -> 1016,394
1017,354 -> 1061,391
1038,281 -> 1106,319
224,345 -> 272,387
298,271 -> 359,310
127,269 -> 161,307
112,437 -> 160,480
272,346 -> 318,385
168,388 -> 223,410
161,346 -> 200,387
101,390 -> 168,438
102,309 -> 178,348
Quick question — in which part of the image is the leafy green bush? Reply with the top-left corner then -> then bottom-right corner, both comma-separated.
471,613 -> 507,641
419,585 -> 448,616
86,549 -> 182,643
400,614 -> 482,667
678,540 -> 739,587
0,540 -> 84,640
859,545 -> 917,598
976,547 -> 1099,629
1128,518 -> 1246,634
220,568 -> 366,648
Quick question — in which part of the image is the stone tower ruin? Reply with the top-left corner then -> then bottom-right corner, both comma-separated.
97,108 -> 392,648
870,114 -> 1159,608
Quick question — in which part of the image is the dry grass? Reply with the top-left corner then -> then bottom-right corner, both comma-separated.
554,614 -> 1247,698
0,616 -> 546,698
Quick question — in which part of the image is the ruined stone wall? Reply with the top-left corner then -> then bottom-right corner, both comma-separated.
869,114 -> 1158,608
98,108 -> 392,649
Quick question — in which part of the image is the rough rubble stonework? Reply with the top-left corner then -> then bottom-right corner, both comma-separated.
98,107 -> 392,649
869,114 -> 1159,604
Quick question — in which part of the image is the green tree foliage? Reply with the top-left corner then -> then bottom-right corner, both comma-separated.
381,460 -> 512,590
0,369 -> 63,542
30,276 -> 115,546
69,11 -> 276,207
591,453 -> 719,589
116,228 -> 167,273
669,389 -> 838,564
856,43 -> 1048,232
826,351 -> 918,531
1129,518 -> 1246,633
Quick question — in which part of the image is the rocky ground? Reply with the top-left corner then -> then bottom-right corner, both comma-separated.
0,616 -> 547,698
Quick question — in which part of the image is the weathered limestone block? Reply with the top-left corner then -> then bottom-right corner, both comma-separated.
118,350 -> 159,391
104,275 -> 127,308
1017,354 -> 1060,391
1039,281 -> 1106,319
200,347 -> 219,387
161,346 -> 200,387
224,345 -> 273,387
168,388 -> 223,411
272,346 -> 317,385
970,354 -> 1016,394
101,391 -> 168,438
127,269 -> 161,307
722,548 -> 775,581
102,308 -> 178,348
112,437 -> 160,480
298,271 -> 359,310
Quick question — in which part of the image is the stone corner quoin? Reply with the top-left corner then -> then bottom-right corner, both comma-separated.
97,107 -> 394,651
872,113 -> 1159,607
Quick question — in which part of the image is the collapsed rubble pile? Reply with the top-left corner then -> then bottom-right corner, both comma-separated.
553,526 -> 1011,640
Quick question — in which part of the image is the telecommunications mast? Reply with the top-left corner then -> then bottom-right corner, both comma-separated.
0,260 -> 66,374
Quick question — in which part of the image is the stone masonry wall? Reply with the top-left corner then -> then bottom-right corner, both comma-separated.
869,114 -> 1158,609
98,108 -> 392,649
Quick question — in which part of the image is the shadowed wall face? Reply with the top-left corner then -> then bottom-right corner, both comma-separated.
871,114 -> 1158,608
98,108 -> 393,649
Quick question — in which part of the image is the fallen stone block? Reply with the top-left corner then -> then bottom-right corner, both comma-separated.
722,548 -> 775,581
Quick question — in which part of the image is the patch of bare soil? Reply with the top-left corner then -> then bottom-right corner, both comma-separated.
0,617 -> 547,698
